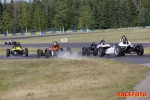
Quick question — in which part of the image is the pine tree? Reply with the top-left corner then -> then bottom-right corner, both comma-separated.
2,11 -> 12,32
0,0 -> 3,28
138,7 -> 149,28
32,4 -> 47,31
53,1 -> 71,30
20,3 -> 32,31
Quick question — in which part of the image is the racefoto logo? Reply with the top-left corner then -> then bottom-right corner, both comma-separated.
117,92 -> 148,98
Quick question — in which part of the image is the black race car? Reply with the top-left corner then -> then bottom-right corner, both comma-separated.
82,42 -> 98,56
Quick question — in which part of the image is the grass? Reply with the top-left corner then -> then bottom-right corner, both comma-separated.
1,28 -> 150,44
0,59 -> 149,100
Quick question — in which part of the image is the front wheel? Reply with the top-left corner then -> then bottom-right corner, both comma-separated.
45,48 -> 50,58
98,47 -> 105,57
6,49 -> 10,57
37,49 -> 41,58
25,48 -> 28,57
93,47 -> 98,56
136,44 -> 144,56
114,46 -> 122,57
87,47 -> 91,56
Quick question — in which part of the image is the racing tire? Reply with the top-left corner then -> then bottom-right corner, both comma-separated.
41,50 -> 44,56
98,47 -> 105,57
25,48 -> 28,57
6,49 -> 10,57
66,47 -> 71,54
37,49 -> 41,58
45,48 -> 50,58
136,44 -> 144,56
82,47 -> 87,56
93,47 -> 98,56
5,42 -> 6,45
87,47 -> 91,56
114,46 -> 122,57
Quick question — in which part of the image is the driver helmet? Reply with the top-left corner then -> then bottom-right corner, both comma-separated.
91,42 -> 95,45
53,41 -> 58,46
100,40 -> 105,44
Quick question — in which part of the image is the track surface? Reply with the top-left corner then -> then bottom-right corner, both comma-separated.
1,42 -> 150,48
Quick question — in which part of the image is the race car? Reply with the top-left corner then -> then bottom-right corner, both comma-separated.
5,39 -> 16,45
6,42 -> 28,57
97,35 -> 144,57
82,42 -> 98,56
37,41 -> 71,58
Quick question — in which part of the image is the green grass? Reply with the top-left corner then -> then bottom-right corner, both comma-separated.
1,28 -> 150,44
0,59 -> 149,100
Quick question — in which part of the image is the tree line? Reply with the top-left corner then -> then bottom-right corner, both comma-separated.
0,0 -> 150,33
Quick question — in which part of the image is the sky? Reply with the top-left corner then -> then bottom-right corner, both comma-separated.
1,0 -> 30,3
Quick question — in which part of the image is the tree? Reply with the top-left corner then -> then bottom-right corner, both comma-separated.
19,3 -> 32,31
32,4 -> 47,31
125,0 -> 138,27
0,1 -> 3,28
99,1 -> 109,29
2,11 -> 12,32
138,7 -> 149,28
78,5 -> 93,29
53,1 -> 71,30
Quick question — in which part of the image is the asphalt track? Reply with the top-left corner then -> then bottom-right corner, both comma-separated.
1,42 -> 150,48
1,42 -> 150,64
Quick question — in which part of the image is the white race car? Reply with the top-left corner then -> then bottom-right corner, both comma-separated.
97,35 -> 144,57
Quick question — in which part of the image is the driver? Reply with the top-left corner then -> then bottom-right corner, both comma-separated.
51,41 -> 63,51
100,40 -> 105,45
90,42 -> 97,47
9,39 -> 13,44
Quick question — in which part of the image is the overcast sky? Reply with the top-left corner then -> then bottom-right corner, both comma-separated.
1,0 -> 30,3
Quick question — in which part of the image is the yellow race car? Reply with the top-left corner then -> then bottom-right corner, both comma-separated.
6,42 -> 28,57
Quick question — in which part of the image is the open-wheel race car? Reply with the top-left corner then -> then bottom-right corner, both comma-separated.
5,39 -> 16,45
37,41 -> 72,58
97,35 -> 144,57
6,42 -> 28,57
82,42 -> 98,56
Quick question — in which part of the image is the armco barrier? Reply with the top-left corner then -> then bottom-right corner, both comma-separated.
72,29 -> 77,32
1,27 -> 150,37
41,31 -> 46,35
51,30 -> 56,34
4,34 -> 7,36
20,32 -> 25,36
12,33 -> 16,36
31,32 -> 36,35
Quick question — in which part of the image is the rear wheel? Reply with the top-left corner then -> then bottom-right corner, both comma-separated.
25,48 -> 28,57
114,46 -> 122,57
6,49 -> 10,57
37,49 -> 41,58
87,47 -> 91,56
45,48 -> 50,58
82,47 -> 86,56
136,44 -> 144,56
93,47 -> 98,56
98,47 -> 105,57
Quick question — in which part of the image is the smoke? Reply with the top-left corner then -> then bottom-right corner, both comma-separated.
57,51 -> 85,59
